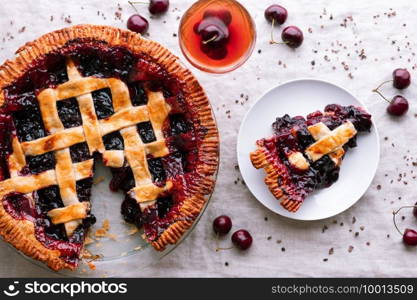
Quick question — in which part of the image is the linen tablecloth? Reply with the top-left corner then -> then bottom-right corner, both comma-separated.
0,0 -> 416,277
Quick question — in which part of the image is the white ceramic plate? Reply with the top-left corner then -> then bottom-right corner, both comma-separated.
237,79 -> 380,221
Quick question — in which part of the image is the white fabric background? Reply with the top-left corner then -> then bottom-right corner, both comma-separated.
1,0 -> 417,277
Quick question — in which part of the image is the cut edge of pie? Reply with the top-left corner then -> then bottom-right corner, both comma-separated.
0,25 -> 219,271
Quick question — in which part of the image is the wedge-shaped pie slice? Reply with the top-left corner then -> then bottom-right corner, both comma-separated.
0,25 -> 219,271
250,104 -> 372,213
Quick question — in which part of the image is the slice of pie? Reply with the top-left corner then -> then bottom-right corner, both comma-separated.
0,25 -> 219,270
250,104 -> 372,212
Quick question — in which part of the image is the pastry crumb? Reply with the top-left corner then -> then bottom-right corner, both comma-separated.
95,219 -> 110,237
84,236 -> 95,245
107,233 -> 118,240
127,227 -> 139,235
87,262 -> 96,270
93,176 -> 105,184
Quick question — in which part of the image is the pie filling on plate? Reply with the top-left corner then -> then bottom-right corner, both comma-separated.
0,25 -> 219,271
250,104 -> 372,212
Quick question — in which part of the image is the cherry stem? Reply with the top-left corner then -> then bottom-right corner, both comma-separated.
269,20 -> 289,45
375,80 -> 393,91
215,246 -> 234,252
203,35 -> 218,45
392,205 -> 417,236
214,233 -> 234,252
128,1 -> 149,13
372,80 -> 393,104
269,19 -> 277,44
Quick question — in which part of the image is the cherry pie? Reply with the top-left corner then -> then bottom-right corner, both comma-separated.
0,25 -> 219,270
250,104 -> 372,212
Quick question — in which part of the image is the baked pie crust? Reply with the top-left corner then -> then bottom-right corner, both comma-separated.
0,25 -> 219,270
250,105 -> 372,213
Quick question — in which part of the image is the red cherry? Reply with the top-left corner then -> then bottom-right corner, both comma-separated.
203,8 -> 232,26
199,21 -> 229,48
264,4 -> 288,25
197,17 -> 229,44
127,14 -> 149,34
403,228 -> 417,246
387,95 -> 409,116
231,229 -> 253,250
281,26 -> 304,48
149,0 -> 169,14
393,68 -> 411,89
213,215 -> 232,235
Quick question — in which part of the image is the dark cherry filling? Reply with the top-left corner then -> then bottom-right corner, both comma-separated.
1,40 -> 203,264
121,192 -> 180,242
147,157 -> 166,185
137,122 -> 156,143
0,115 -> 13,180
57,97 -> 82,128
129,82 -> 148,106
270,104 -> 372,202
169,114 -> 189,136
26,152 -> 56,174
13,103 -> 46,142
70,142 -> 92,163
69,42 -> 135,81
157,195 -> 174,219
121,194 -> 143,228
109,167 -> 135,192
103,131 -> 124,150
36,185 -> 64,211
76,178 -> 93,203
92,88 -> 114,119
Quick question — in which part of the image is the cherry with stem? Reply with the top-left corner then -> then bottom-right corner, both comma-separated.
393,205 -> 417,246
372,81 -> 409,116
265,4 -> 288,44
269,24 -> 304,48
129,0 -> 169,15
392,205 -> 417,235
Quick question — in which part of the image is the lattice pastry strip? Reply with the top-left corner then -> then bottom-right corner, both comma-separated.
37,72 -> 86,236
307,122 -> 345,166
305,121 -> 357,163
0,160 -> 94,197
105,69 -> 172,210
65,59 -> 105,155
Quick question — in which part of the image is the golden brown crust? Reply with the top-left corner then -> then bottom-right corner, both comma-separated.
250,142 -> 302,213
307,122 -> 345,166
251,148 -> 285,198
305,121 -> 356,162
48,202 -> 90,225
0,25 -> 219,270
0,209 -> 74,271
